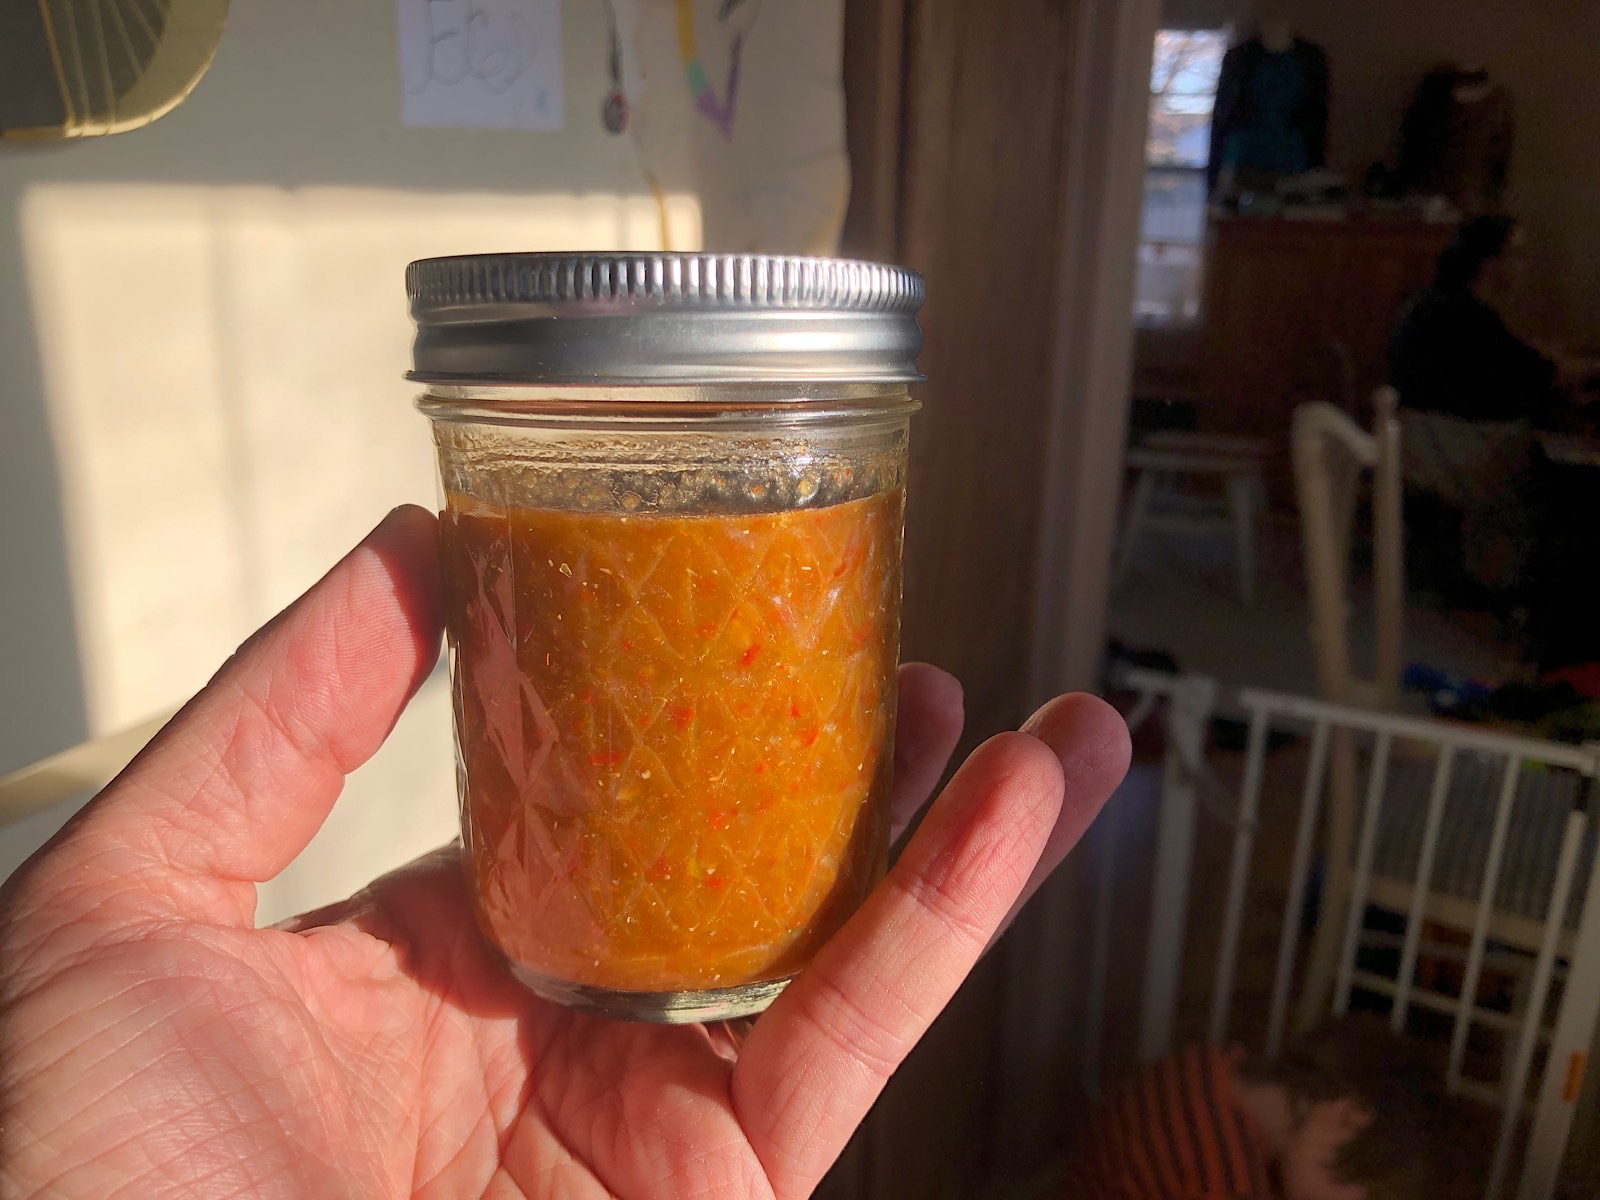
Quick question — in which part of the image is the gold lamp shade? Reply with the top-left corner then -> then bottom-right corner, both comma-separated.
1,0 -> 229,140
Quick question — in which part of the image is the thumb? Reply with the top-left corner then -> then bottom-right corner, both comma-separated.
5,506 -> 441,933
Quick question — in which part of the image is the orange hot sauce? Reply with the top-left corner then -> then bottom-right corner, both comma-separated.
441,489 -> 904,993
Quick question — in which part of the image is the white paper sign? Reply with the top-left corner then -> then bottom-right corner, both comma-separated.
397,0 -> 563,131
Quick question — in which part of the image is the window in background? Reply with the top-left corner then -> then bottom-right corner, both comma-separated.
1135,29 -> 1227,326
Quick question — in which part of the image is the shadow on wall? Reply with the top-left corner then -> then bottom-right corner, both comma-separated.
13,183 -> 700,747
0,0 -> 855,778
0,183 -> 700,917
0,174 -> 84,778
0,0 -> 713,777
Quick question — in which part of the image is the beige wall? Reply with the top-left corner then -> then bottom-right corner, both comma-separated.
1255,0 -> 1600,342
0,0 -> 666,776
0,0 -> 844,918
0,0 -> 682,916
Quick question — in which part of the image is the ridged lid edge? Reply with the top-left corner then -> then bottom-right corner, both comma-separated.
406,252 -> 925,316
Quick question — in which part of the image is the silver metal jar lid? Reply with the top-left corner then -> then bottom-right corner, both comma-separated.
406,252 -> 924,385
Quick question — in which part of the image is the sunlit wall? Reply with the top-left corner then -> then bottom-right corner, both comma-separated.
22,183 -> 700,733
0,0 -> 844,920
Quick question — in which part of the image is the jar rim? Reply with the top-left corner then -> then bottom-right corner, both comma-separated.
415,387 -> 920,429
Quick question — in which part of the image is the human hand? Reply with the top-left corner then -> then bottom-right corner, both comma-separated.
0,506 -> 1129,1198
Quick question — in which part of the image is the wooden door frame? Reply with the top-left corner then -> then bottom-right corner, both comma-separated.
836,0 -> 1161,1186
844,0 -> 1159,702
993,0 -> 1161,1173
839,0 -> 905,264
1025,0 -> 1161,702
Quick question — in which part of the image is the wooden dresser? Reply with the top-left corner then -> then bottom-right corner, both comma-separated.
1200,214 -> 1453,496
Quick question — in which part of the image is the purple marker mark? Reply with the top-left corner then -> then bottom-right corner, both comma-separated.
695,32 -> 744,139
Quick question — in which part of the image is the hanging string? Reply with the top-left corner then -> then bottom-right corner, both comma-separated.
599,0 -> 672,249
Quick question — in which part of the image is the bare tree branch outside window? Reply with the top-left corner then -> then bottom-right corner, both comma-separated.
1135,29 -> 1227,325
1147,30 -> 1226,168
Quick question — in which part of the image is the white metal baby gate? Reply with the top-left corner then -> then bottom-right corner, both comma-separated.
1087,670 -> 1600,1200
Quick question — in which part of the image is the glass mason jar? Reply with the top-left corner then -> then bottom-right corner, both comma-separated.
407,253 -> 924,1023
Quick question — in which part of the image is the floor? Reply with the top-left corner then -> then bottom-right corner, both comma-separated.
1106,510 -> 1525,703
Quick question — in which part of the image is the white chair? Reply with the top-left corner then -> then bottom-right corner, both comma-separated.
1100,668 -> 1600,1200
1291,390 -> 1599,1149
1292,388 -> 1404,713
1115,430 -> 1267,604
1291,389 -> 1404,1026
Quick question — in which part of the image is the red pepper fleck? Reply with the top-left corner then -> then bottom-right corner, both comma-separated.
734,701 -> 753,717
831,544 -> 864,580
668,704 -> 695,730
704,874 -> 725,891
739,643 -> 761,667
621,637 -> 637,652
588,750 -> 624,766
646,856 -> 671,881
581,692 -> 596,705
754,760 -> 768,775
706,810 -> 730,831
799,726 -> 820,748
789,699 -> 802,719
